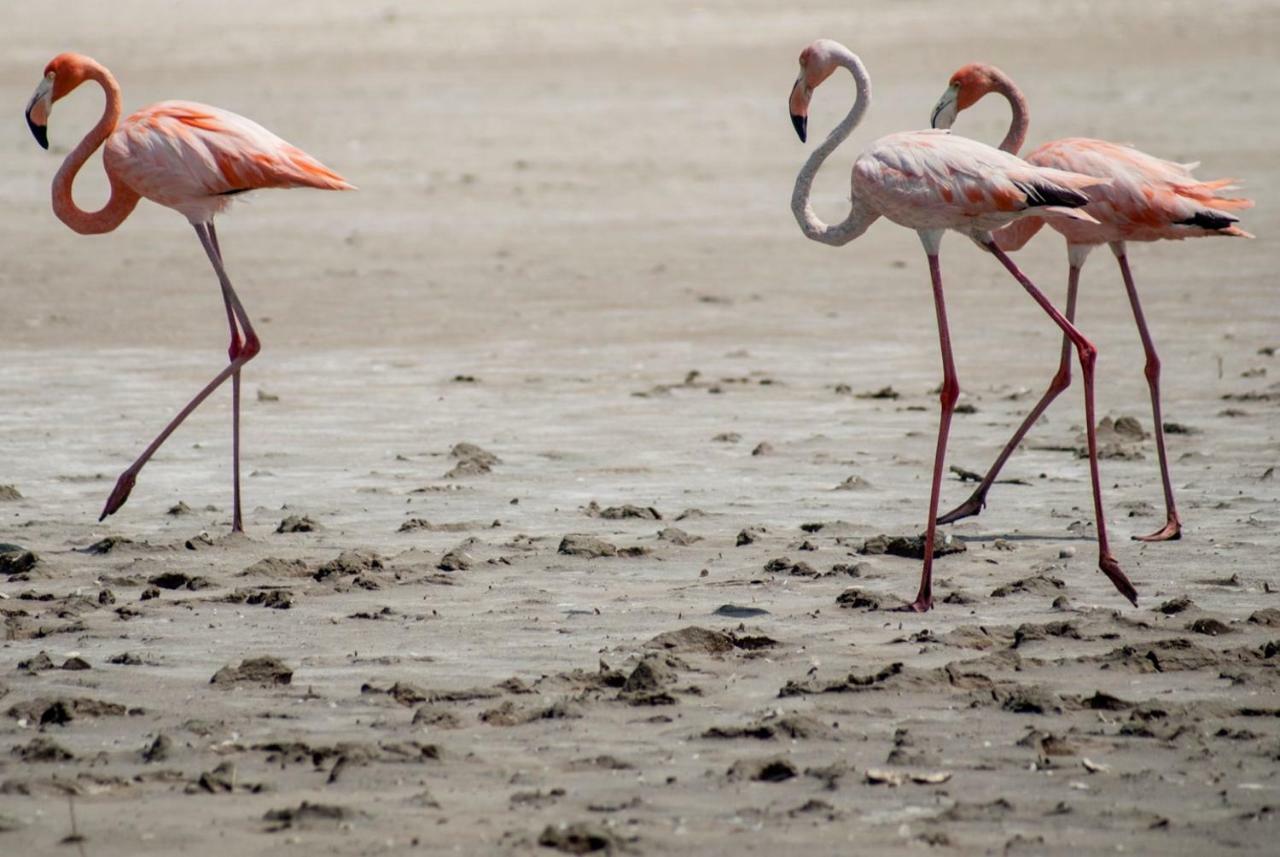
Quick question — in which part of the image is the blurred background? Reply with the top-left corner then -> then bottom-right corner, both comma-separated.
3,0 -> 1274,352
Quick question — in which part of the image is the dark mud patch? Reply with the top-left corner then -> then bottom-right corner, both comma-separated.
211,656 -> 293,687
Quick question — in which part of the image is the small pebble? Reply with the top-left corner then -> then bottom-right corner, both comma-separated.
1058,547 -> 1076,559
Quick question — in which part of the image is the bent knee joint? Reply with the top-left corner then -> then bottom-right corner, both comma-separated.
1144,356 -> 1161,383
240,336 -> 262,362
939,380 -> 960,410
1049,366 -> 1073,392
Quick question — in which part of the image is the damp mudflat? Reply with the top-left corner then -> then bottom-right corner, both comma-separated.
1,2 -> 1277,855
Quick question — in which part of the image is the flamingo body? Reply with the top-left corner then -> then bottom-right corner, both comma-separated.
930,63 -> 1252,542
789,40 -> 1137,611
1005,137 -> 1252,246
24,53 -> 351,530
852,130 -> 1101,234
105,101 -> 353,223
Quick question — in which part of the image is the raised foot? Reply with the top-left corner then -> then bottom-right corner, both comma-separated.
936,490 -> 987,526
1099,553 -> 1139,607
1133,518 -> 1181,542
99,471 -> 138,521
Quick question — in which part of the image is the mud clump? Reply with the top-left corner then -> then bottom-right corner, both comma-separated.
443,442 -> 500,478
705,713 -> 836,741
313,550 -> 384,581
559,535 -> 618,558
646,626 -> 735,655
211,656 -> 293,687
276,515 -> 320,533
727,755 -> 799,783
8,696 -> 127,725
992,574 -> 1066,598
0,550 -> 39,576
149,571 -> 213,590
537,822 -> 629,854
836,589 -> 909,611
12,736 -> 76,763
586,501 -> 662,520
657,527 -> 700,545
263,802 -> 364,832
860,533 -> 965,559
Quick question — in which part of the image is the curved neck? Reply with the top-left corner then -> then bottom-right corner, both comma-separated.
52,61 -> 140,235
990,69 -> 1029,154
791,48 -> 876,246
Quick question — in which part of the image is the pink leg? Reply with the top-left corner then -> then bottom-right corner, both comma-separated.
100,222 -> 259,529
986,242 -> 1137,606
208,223 -> 246,533
904,252 -> 959,613
938,264 -> 1080,524
1115,248 -> 1181,542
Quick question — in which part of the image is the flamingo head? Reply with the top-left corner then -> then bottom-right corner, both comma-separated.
931,63 -> 1001,130
789,40 -> 843,143
26,53 -> 90,150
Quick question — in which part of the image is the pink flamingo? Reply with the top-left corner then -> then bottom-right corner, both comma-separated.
930,64 -> 1252,541
789,39 -> 1138,612
24,53 -> 353,532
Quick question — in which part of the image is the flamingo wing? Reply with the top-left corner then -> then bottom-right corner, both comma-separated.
853,130 -> 1104,230
1026,138 -> 1252,240
104,101 -> 352,222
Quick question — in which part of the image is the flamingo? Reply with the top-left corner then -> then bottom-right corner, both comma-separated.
788,39 -> 1138,612
24,53 -> 353,533
930,63 -> 1252,541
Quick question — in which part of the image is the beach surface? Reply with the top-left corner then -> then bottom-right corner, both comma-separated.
1,2 -> 1278,854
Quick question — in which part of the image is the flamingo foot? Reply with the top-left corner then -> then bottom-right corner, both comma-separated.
99,470 -> 138,521
1133,517 -> 1181,542
1099,552 -> 1138,607
937,490 -> 987,526
896,597 -> 933,614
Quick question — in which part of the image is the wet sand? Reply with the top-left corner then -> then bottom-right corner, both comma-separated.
2,2 -> 1278,854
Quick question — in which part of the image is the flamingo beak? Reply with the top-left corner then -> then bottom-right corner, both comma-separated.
26,74 -> 54,150
930,84 -> 959,130
789,76 -> 810,143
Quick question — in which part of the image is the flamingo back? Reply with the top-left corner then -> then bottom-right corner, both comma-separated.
104,101 -> 353,223
851,130 -> 1104,235
1025,138 -> 1252,242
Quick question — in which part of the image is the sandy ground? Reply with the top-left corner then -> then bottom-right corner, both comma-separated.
2,1 -> 1279,854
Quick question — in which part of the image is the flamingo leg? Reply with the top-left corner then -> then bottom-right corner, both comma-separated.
1114,245 -> 1181,541
100,222 -> 260,527
985,242 -> 1138,606
938,263 -> 1080,525
906,248 -> 959,613
207,223 -> 247,533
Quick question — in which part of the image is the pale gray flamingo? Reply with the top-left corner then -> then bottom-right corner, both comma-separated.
789,39 -> 1138,611
931,63 -> 1252,541
25,52 -> 353,532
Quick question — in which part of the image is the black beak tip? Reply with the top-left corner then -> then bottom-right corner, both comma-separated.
791,113 -> 807,143
27,113 -> 48,150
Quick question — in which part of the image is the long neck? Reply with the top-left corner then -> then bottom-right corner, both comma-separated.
791,48 -> 876,247
52,61 -> 140,235
990,69 -> 1029,154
